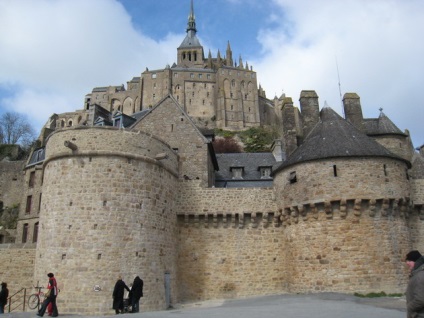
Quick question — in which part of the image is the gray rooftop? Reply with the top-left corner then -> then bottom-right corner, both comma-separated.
274,107 -> 410,174
364,111 -> 406,136
215,152 -> 277,188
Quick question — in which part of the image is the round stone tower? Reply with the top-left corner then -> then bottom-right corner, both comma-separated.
273,107 -> 412,294
33,126 -> 179,315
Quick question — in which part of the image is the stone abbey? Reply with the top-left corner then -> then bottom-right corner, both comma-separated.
1,0 -> 424,315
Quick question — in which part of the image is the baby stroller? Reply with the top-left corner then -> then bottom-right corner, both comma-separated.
123,297 -> 132,313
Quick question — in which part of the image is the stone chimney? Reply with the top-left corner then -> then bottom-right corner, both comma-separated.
281,97 -> 298,156
343,93 -> 364,131
299,90 -> 319,138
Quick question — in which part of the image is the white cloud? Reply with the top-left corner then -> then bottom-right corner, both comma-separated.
254,0 -> 424,147
1,0 -> 423,149
0,0 -> 180,131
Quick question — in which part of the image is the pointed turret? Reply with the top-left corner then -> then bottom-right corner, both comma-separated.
226,41 -> 233,66
187,0 -> 196,34
207,49 -> 213,69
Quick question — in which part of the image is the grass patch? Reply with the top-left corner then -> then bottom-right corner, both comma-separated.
354,291 -> 403,298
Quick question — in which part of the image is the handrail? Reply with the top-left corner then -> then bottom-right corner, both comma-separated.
7,287 -> 27,312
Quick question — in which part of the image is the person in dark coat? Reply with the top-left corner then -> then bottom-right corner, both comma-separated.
0,282 -> 9,314
112,276 -> 130,314
130,276 -> 144,313
406,250 -> 424,318
36,273 -> 59,317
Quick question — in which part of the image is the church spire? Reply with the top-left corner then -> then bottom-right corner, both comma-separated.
186,0 -> 196,35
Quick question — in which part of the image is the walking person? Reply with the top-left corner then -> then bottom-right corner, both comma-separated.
130,276 -> 144,313
112,276 -> 130,314
36,273 -> 58,317
0,282 -> 9,314
405,250 -> 424,318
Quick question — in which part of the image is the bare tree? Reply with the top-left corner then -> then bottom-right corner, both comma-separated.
213,136 -> 243,153
0,112 -> 36,148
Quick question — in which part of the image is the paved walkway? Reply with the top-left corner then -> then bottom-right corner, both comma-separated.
4,293 -> 407,318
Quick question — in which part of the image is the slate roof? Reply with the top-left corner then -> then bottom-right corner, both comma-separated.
215,152 -> 277,188
273,107 -> 411,174
363,111 -> 406,136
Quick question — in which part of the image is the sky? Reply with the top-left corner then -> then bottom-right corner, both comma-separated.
0,0 -> 423,148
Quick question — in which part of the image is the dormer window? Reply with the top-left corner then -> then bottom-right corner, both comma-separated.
259,167 -> 272,179
230,167 -> 244,179
113,118 -> 121,128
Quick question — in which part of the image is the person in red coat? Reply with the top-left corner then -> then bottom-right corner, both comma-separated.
36,273 -> 58,317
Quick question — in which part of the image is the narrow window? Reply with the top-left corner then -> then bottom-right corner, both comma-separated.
33,222 -> 39,243
383,164 -> 387,176
26,196 -> 32,214
38,193 -> 43,213
333,165 -> 337,177
289,171 -> 297,184
406,169 -> 410,180
22,223 -> 29,243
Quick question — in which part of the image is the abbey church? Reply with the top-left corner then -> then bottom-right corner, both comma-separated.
1,0 -> 424,315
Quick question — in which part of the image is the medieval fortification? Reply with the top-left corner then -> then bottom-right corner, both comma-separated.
1,1 -> 424,315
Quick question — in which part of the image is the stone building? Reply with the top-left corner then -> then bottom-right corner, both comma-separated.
1,0 -> 424,315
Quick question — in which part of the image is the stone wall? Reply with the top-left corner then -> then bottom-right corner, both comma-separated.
283,210 -> 410,293
273,156 -> 412,293
411,179 -> 424,205
176,182 -> 277,214
0,244 -> 36,299
175,184 -> 282,301
274,157 -> 411,208
0,160 -> 25,208
33,127 -> 179,315
132,96 -> 211,186
177,216 -> 287,301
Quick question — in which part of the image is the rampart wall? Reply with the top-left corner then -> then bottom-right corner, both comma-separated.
177,215 -> 287,301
